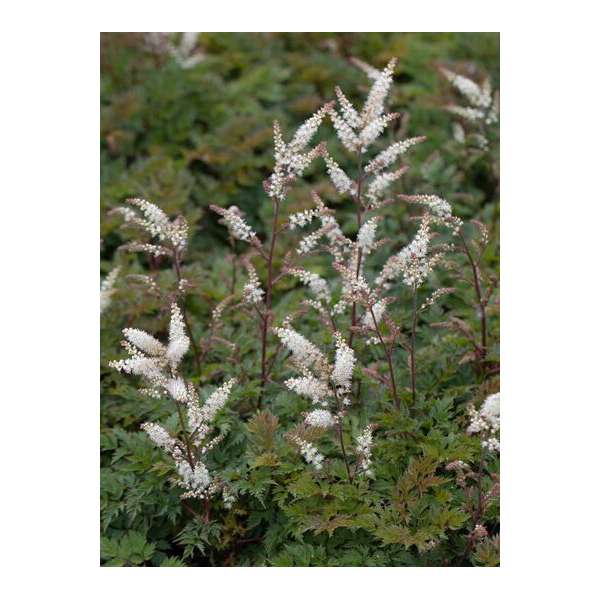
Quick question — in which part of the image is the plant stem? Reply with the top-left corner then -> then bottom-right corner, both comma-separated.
369,305 -> 400,409
175,401 -> 195,468
337,421 -> 353,483
409,285 -> 418,405
333,389 -> 353,482
459,230 -> 488,368
259,198 -> 281,404
348,153 -> 364,347
461,452 -> 486,564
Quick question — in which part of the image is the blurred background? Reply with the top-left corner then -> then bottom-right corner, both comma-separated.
101,32 -> 499,263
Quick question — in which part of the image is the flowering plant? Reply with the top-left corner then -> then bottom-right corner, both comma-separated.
101,33 -> 499,567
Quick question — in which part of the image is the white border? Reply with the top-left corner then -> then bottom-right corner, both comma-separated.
2,1 -> 599,597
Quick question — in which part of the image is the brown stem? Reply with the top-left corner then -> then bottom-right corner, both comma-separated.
461,452 -> 486,564
175,402 -> 195,468
328,310 -> 338,333
259,198 -> 281,404
369,305 -> 399,409
348,153 -> 364,347
203,497 -> 211,524
337,421 -> 353,483
410,285 -> 418,405
459,230 -> 488,367
333,388 -> 353,482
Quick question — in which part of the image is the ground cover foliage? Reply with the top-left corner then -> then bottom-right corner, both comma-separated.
100,32 -> 499,567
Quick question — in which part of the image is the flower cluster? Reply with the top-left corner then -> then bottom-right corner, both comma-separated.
242,262 -> 265,306
292,436 -> 324,471
288,208 -> 321,230
286,375 -> 330,406
331,332 -> 356,394
326,58 -> 400,158
111,197 -> 189,255
287,268 -> 331,304
324,151 -> 356,196
100,266 -> 120,314
266,107 -> 331,202
276,325 -> 364,475
441,67 -> 498,126
334,262 -> 378,309
364,136 -> 426,173
400,194 -> 462,234
420,288 -> 455,311
361,298 -> 390,332
355,424 -> 374,477
276,326 -> 355,408
467,392 -> 500,452
356,216 -> 381,255
110,306 -> 237,498
210,204 -> 259,244
274,326 -> 328,372
376,217 -> 439,289
365,166 -> 408,208
109,303 -> 190,386
304,408 -> 337,429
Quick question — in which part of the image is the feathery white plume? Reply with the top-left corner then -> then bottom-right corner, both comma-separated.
357,217 -> 380,255
100,266 -> 120,314
166,303 -> 190,368
305,409 -> 336,429
366,167 -> 408,206
376,217 -> 435,289
329,109 -> 360,152
210,204 -> 258,243
361,58 -> 397,125
242,262 -> 265,305
274,326 -> 326,370
119,198 -> 189,252
122,328 -> 166,356
355,424 -> 374,477
292,436 -> 324,470
288,268 -> 331,304
285,375 -> 330,405
334,86 -> 362,128
467,392 -> 500,453
358,112 -> 399,149
365,136 -> 426,173
324,153 -> 356,196
331,333 -> 355,393
141,422 -> 179,455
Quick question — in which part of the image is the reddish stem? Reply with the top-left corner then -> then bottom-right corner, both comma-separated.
259,198 -> 281,404
369,305 -> 400,409
459,230 -> 488,368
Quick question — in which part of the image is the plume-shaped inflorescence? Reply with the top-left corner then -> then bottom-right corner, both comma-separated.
109,304 -> 237,500
100,266 -> 120,314
110,197 -> 189,258
441,67 -> 498,126
467,392 -> 500,453
274,324 -> 373,477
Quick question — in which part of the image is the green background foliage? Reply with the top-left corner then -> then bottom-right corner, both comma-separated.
101,32 -> 499,567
